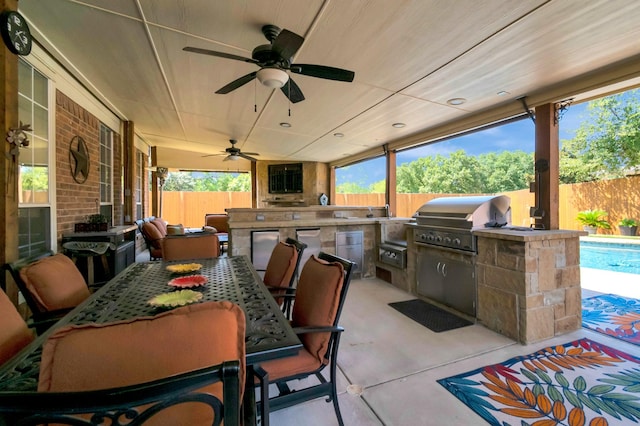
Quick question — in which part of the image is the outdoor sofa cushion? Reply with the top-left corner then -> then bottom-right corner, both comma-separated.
0,289 -> 34,365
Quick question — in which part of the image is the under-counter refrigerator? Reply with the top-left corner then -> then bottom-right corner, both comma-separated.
296,228 -> 322,270
251,230 -> 280,279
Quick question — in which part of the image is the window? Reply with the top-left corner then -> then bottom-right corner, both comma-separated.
17,58 -> 51,257
99,123 -> 113,221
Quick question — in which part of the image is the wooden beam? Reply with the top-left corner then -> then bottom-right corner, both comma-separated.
385,146 -> 397,216
0,0 -> 20,305
122,121 -> 135,223
329,166 -> 336,205
534,103 -> 560,230
151,146 -> 159,217
251,162 -> 257,209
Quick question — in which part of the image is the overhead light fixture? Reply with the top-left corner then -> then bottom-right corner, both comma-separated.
279,122 -> 291,128
392,123 -> 406,128
227,154 -> 240,161
497,91 -> 510,96
257,67 -> 289,88
333,132 -> 344,137
447,98 -> 466,105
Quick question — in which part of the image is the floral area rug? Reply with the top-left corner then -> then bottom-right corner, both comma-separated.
583,294 -> 640,346
438,338 -> 640,425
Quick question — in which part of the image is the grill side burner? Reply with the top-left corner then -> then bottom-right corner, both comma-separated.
412,195 -> 511,317
378,242 -> 407,269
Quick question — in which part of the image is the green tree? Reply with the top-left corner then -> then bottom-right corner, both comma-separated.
560,89 -> 640,183
396,150 -> 532,193
336,182 -> 369,193
20,166 -> 48,191
163,171 -> 250,191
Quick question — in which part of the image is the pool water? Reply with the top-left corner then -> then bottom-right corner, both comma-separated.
580,241 -> 640,275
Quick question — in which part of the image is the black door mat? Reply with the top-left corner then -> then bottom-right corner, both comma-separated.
388,299 -> 473,333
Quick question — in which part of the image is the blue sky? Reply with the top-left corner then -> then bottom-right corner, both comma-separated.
337,102 -> 589,186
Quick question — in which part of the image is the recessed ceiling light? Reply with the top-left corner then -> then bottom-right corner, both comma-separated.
279,122 -> 291,128
497,91 -> 510,96
333,132 -> 344,137
447,98 -> 466,105
392,123 -> 406,128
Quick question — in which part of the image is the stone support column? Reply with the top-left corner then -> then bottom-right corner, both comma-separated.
475,229 -> 582,344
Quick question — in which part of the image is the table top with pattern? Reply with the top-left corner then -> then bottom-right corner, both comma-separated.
0,255 -> 301,392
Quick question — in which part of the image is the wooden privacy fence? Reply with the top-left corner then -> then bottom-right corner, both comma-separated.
160,175 -> 640,233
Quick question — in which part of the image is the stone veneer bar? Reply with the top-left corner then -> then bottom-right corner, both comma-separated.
474,228 -> 584,344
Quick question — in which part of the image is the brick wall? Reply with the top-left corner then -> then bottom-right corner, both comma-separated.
55,90 -> 122,246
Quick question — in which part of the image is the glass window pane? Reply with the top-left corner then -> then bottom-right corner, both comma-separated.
18,95 -> 31,125
33,104 -> 48,138
18,59 -> 31,97
33,70 -> 47,105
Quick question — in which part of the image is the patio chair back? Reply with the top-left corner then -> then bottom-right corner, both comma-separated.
162,233 -> 220,261
263,238 -> 307,315
0,301 -> 246,425
0,288 -> 34,366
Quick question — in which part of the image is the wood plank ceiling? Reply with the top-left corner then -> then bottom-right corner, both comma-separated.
19,0 -> 640,172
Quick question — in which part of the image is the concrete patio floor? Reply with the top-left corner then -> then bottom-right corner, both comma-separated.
269,268 -> 640,425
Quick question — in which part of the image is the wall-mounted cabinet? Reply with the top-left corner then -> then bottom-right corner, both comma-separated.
268,163 -> 303,194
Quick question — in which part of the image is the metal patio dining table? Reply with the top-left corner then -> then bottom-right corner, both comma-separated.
0,255 -> 301,423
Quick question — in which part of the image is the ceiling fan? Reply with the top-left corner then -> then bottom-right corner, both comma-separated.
183,24 -> 355,103
203,139 -> 259,162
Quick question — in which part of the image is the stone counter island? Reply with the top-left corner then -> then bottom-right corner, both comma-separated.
474,228 -> 584,344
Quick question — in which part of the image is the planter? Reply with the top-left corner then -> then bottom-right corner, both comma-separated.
583,225 -> 598,235
620,225 -> 637,236
74,222 -> 108,233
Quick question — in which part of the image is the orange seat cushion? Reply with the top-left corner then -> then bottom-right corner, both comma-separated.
162,234 -> 220,261
142,221 -> 164,249
0,290 -> 34,365
264,242 -> 298,306
290,256 -> 344,361
151,218 -> 168,236
260,256 -> 344,381
39,301 -> 246,425
256,347 -> 322,383
19,253 -> 90,312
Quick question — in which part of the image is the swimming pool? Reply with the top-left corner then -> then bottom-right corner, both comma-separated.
580,240 -> 640,275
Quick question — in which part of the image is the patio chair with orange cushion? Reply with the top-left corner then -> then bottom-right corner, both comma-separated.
263,238 -> 307,317
5,252 -> 91,333
253,252 -> 355,426
0,288 -> 35,366
161,233 -> 220,261
0,301 -> 246,425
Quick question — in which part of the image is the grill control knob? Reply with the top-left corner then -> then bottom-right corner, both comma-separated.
453,238 -> 461,246
444,237 -> 452,244
435,236 -> 443,242
427,235 -> 434,241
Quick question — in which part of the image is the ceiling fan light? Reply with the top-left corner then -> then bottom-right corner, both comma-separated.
227,154 -> 241,161
257,68 -> 289,88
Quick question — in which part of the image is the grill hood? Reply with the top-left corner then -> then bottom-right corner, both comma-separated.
414,195 -> 511,229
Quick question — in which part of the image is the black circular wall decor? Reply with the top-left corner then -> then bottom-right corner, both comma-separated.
0,10 -> 32,56
69,136 -> 90,183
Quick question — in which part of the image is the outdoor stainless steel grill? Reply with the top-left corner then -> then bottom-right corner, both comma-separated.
412,195 -> 511,317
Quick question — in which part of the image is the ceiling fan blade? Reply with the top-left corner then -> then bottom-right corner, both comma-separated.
241,152 -> 260,156
272,29 -> 304,60
280,78 -> 305,103
290,64 -> 355,82
215,71 -> 258,94
183,46 -> 258,64
239,153 -> 258,162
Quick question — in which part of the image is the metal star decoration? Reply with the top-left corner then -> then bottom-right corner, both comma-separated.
69,135 -> 89,183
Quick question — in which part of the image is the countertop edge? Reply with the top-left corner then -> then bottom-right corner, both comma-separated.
474,228 -> 586,241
